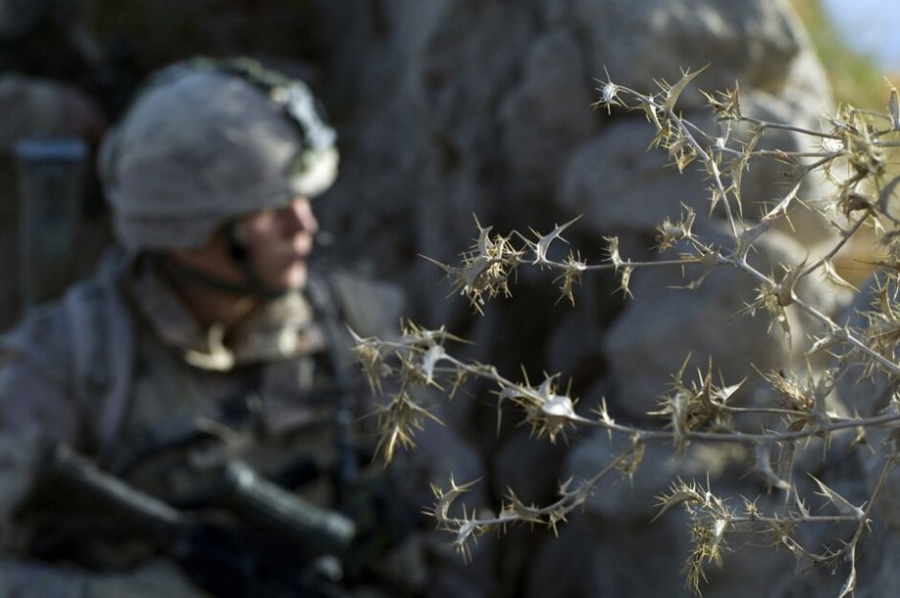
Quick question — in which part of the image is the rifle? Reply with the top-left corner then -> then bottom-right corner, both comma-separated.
16,442 -> 357,598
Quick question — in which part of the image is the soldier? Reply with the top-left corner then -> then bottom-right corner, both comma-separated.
0,0 -> 118,328
0,58 -> 487,598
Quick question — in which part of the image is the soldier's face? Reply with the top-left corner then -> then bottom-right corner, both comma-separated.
239,196 -> 319,291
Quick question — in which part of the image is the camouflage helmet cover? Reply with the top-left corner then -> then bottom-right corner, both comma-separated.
98,58 -> 338,251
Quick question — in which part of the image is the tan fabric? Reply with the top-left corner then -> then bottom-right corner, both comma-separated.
128,256 -> 327,370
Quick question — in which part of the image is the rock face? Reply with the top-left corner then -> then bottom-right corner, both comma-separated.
24,0 -> 863,595
311,2 -> 852,595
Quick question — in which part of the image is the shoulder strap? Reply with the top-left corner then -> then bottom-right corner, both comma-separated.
305,267 -> 353,375
304,267 -> 362,498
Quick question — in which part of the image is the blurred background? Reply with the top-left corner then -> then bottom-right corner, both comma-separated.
798,0 -> 900,106
2,1 -> 900,596
821,0 -> 900,71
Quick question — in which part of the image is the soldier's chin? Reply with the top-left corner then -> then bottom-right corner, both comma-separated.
280,266 -> 309,291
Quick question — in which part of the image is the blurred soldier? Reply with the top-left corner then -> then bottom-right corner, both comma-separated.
0,0 -> 119,329
0,58 -> 486,598
0,75 -> 109,330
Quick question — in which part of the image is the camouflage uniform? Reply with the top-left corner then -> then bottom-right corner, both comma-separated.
0,58 -> 487,598
0,249 -> 433,596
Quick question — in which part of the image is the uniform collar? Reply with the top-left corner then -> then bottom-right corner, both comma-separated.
127,256 -> 327,371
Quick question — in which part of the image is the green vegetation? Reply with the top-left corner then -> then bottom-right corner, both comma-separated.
791,0 -> 896,111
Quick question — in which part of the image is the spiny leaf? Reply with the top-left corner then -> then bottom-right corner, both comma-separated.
663,66 -> 708,113
755,443 -> 792,491
889,84 -> 900,130
809,475 -> 864,519
529,216 -> 582,264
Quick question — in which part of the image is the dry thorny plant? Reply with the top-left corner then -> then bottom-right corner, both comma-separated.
351,68 -> 900,596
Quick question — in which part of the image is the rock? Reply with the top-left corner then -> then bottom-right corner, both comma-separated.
565,430 -> 750,520
602,219 -> 850,421
499,30 -> 599,200
546,0 -> 807,108
558,116 -> 711,235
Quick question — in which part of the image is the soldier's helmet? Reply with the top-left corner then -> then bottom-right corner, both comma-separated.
98,57 -> 338,251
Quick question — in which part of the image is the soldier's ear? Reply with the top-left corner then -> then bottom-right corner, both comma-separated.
226,221 -> 249,263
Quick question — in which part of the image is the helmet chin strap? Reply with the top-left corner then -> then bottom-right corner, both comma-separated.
154,222 -> 290,301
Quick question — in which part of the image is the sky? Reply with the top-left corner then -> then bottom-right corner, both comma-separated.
821,0 -> 900,70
